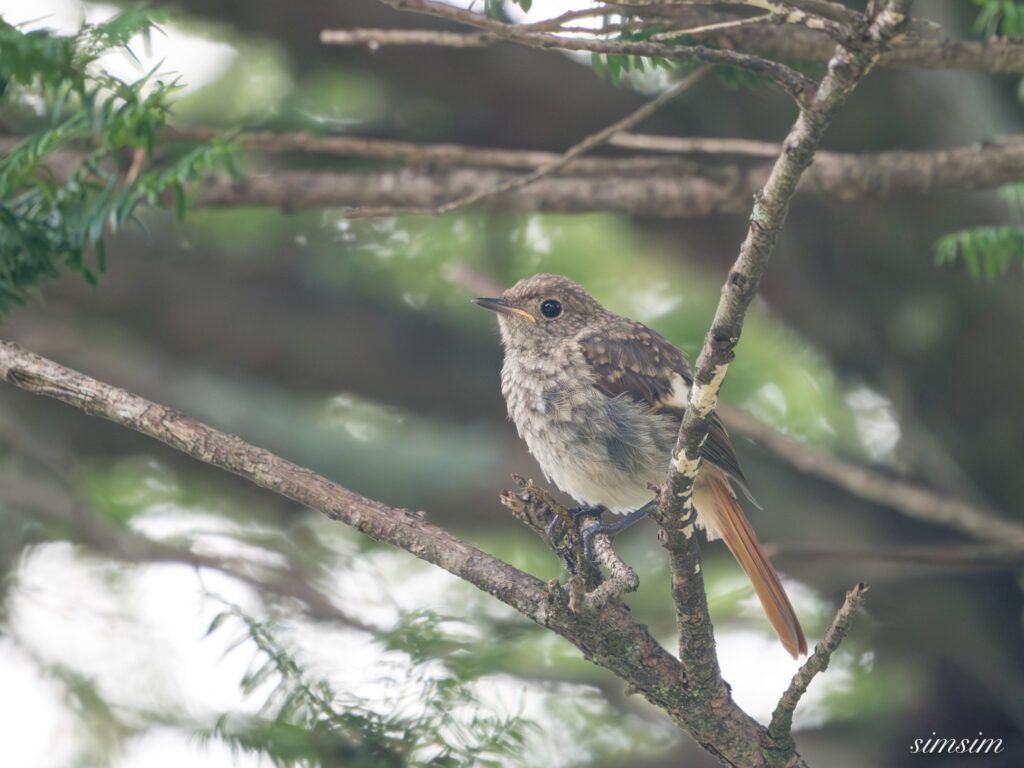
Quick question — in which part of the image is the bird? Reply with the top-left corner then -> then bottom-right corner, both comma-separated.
473,273 -> 807,658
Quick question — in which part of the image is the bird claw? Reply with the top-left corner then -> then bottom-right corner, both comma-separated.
580,505 -> 653,561
545,505 -> 604,549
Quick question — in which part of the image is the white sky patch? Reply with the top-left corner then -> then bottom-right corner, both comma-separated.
524,214 -> 553,254
746,381 -> 790,424
717,630 -> 855,730
0,639 -> 80,768
704,576 -> 844,729
324,392 -> 408,443
132,508 -> 293,571
0,0 -> 237,94
625,281 -> 683,322
114,726 -> 263,768
845,385 -> 901,462
4,524 -> 681,767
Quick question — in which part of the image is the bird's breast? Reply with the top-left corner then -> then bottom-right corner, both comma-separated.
499,349 -> 677,513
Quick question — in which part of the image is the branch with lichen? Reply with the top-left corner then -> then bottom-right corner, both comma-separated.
650,0 -> 909,694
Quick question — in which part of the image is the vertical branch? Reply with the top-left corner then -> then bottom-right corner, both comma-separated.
650,0 -> 911,681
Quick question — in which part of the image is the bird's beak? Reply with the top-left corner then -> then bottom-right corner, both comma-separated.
471,297 -> 536,322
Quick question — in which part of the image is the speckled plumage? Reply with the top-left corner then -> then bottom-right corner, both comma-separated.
487,273 -> 749,521
474,273 -> 806,657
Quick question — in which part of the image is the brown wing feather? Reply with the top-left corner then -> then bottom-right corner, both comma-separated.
577,322 -> 756,499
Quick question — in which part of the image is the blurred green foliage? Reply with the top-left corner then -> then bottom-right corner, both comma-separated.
203,606 -> 531,768
185,207 -> 866,459
973,0 -> 1024,37
0,8 -> 236,314
935,183 -> 1024,280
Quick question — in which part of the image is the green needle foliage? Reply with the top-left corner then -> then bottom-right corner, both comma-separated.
934,184 -> 1024,280
973,0 -> 1024,37
203,607 -> 530,768
0,7 -> 236,315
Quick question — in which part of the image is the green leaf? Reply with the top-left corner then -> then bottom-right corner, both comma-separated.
0,8 -> 235,316
933,226 -> 1024,280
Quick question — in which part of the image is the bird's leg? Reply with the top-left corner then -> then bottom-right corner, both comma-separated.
545,505 -> 604,548
581,501 -> 656,560
570,505 -> 604,526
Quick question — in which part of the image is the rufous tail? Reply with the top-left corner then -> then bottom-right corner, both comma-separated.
706,473 -> 807,658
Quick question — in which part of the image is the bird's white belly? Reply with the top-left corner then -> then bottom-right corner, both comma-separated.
502,358 -> 677,514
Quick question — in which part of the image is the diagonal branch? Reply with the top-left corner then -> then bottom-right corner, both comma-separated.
342,66 -> 709,218
0,338 -> 799,766
767,583 -> 869,744
616,3 -> 1024,74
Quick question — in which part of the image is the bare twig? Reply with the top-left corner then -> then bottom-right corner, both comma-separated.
768,583 -> 869,743
344,66 -> 709,218
359,0 -> 818,107
664,0 -> 861,42
613,3 -> 1024,74
650,12 -> 779,42
582,534 -> 641,609
610,132 -> 784,157
320,28 -> 492,48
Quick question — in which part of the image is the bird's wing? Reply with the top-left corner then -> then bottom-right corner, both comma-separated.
577,321 -> 757,502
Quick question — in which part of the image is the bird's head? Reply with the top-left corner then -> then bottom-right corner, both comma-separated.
472,273 -> 604,351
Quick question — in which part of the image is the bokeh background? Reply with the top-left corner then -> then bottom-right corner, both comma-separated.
1,1 -> 1023,766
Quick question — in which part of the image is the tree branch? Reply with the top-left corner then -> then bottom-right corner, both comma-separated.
351,0 -> 818,107
649,0 -> 907,701
175,134 -> 1024,217
342,66 -> 710,218
617,4 -> 1024,74
767,583 -> 869,745
0,338 -> 808,767
768,542 -> 1024,570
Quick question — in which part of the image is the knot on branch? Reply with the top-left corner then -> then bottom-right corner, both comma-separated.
499,475 -> 639,610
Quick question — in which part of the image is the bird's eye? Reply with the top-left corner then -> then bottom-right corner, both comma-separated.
540,299 -> 562,318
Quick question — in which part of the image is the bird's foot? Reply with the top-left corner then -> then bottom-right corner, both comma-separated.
581,504 -> 653,560
545,505 -> 604,548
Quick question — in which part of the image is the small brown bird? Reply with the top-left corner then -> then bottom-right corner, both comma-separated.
474,273 -> 807,658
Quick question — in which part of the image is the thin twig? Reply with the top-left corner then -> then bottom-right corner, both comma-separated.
331,5 -> 1024,76
584,533 -> 641,609
609,132 -> 783,156
344,66 -> 709,219
768,583 -> 870,742
319,28 -> 493,47
365,0 -> 817,106
650,12 -> 778,42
